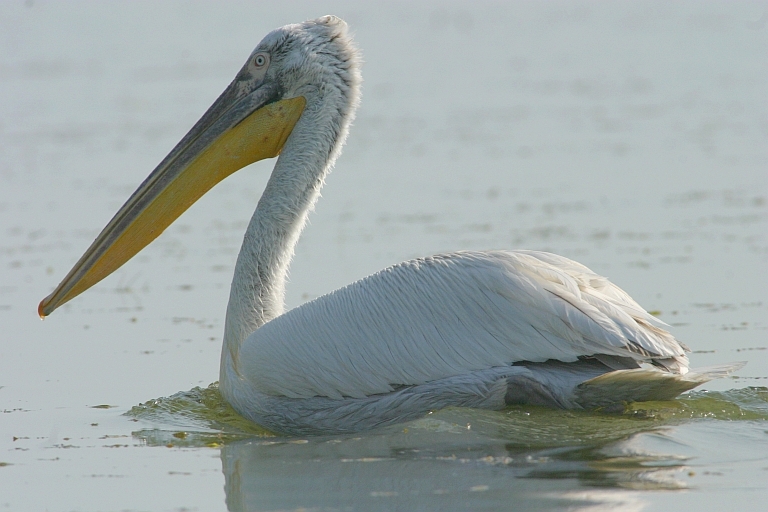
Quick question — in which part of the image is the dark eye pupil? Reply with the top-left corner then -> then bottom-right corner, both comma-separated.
255,56 -> 265,66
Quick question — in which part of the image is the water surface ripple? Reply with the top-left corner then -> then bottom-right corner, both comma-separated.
129,384 -> 768,510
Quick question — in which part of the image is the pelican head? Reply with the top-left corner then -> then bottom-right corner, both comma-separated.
39,16 -> 360,317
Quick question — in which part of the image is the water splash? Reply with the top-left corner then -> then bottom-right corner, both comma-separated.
629,387 -> 768,421
127,384 -> 768,448
127,383 -> 272,447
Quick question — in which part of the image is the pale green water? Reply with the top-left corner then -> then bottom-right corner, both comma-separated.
2,1 -> 767,510
128,384 -> 768,445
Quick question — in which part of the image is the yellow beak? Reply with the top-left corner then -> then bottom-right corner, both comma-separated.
39,83 -> 306,318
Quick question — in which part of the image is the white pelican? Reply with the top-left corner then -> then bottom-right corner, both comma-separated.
39,17 -> 742,435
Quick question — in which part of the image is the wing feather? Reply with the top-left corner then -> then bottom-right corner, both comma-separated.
240,250 -> 689,398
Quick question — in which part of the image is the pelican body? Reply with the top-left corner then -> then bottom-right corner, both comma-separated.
39,17 -> 742,435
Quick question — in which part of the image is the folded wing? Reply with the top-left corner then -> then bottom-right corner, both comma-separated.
241,250 -> 689,399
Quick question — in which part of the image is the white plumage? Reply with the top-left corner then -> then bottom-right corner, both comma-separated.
40,17 -> 743,436
223,249 -> 737,435
241,250 -> 684,400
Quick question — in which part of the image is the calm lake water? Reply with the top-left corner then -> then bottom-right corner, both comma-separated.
1,1 -> 767,511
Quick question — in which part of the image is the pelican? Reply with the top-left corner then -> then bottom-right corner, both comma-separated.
39,17 -> 742,435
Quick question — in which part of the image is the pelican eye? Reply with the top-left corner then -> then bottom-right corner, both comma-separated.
253,53 -> 269,68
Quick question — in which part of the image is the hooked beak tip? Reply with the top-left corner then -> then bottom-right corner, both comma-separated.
38,298 -> 48,320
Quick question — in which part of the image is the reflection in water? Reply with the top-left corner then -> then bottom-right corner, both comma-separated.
219,430 -> 668,511
130,385 -> 767,511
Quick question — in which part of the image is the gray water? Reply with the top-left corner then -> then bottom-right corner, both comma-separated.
1,1 -> 767,511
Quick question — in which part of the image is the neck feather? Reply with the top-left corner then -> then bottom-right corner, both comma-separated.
221,93 -> 358,375
223,138 -> 327,352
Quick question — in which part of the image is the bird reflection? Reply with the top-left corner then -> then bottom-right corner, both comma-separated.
218,418 -> 687,512
131,406 -> 692,511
